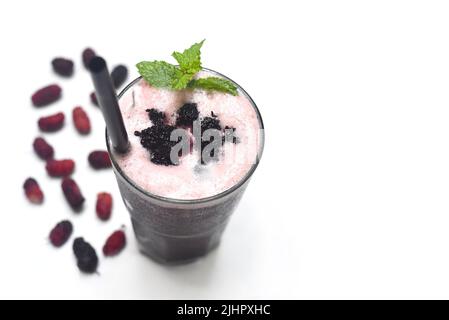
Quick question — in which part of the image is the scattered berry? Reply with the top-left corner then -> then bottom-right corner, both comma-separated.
103,230 -> 126,257
146,108 -> 166,125
82,48 -> 96,69
38,112 -> 65,132
73,237 -> 98,274
111,65 -> 128,89
72,106 -> 91,134
88,151 -> 112,169
90,91 -> 98,106
49,220 -> 73,247
96,192 -> 112,221
31,84 -> 62,107
23,178 -> 44,204
33,137 -> 54,160
62,177 -> 85,211
176,103 -> 199,127
46,159 -> 75,177
51,58 -> 74,77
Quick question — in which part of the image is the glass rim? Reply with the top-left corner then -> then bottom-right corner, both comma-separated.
106,67 -> 265,205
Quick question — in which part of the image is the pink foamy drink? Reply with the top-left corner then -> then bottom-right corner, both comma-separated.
102,42 -> 264,263
114,70 -> 262,200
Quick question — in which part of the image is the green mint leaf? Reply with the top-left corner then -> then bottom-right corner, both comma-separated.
136,61 -> 181,88
188,77 -> 238,96
172,39 -> 205,76
171,73 -> 192,90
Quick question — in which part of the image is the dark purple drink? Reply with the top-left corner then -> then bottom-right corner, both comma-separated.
107,69 -> 264,264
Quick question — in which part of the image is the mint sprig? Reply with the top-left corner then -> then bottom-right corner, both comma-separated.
136,40 -> 238,95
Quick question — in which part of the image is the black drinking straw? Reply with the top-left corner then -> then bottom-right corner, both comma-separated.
89,57 -> 129,153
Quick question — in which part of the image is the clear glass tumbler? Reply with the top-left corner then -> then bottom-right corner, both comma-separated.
107,69 -> 265,264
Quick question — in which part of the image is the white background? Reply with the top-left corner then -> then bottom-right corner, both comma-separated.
1,0 -> 449,299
